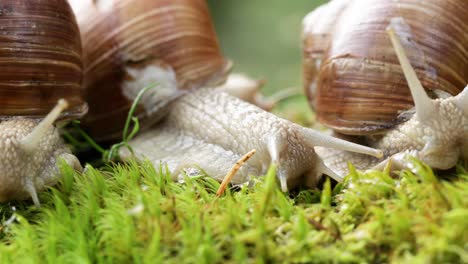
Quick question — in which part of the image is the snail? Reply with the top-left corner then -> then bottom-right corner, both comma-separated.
68,0 -> 232,141
69,0 -> 383,191
302,0 -> 468,176
0,0 -> 85,205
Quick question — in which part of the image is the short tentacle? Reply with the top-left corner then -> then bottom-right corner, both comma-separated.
24,177 -> 40,207
59,153 -> 83,172
315,157 -> 341,182
277,168 -> 289,192
266,134 -> 290,191
454,85 -> 468,116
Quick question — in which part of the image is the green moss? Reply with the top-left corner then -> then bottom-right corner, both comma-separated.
0,159 -> 466,263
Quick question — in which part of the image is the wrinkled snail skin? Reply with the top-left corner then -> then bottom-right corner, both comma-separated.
304,0 -> 468,176
0,0 -> 85,205
120,88 -> 383,191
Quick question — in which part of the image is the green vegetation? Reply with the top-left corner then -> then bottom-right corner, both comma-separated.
2,3 -> 466,261
1,158 -> 466,263
207,0 -> 327,95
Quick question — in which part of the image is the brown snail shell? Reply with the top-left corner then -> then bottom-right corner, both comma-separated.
0,0 -> 86,120
303,0 -> 468,135
68,0 -> 231,140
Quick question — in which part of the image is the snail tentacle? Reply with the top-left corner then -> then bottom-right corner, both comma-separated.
20,100 -> 69,154
386,19 -> 435,123
315,158 -> 341,182
454,85 -> 468,115
24,177 -> 40,207
299,126 -> 383,158
265,133 -> 289,191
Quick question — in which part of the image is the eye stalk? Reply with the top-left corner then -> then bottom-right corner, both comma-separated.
386,18 -> 435,123
21,100 -> 69,154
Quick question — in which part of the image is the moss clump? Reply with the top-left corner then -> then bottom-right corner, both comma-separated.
0,160 -> 466,263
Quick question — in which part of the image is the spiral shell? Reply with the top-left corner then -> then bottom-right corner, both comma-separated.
0,0 -> 85,119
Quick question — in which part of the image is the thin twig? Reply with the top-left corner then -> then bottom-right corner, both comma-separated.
269,86 -> 302,105
216,149 -> 256,197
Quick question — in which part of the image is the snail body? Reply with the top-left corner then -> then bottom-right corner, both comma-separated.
303,0 -> 468,175
0,0 -> 84,205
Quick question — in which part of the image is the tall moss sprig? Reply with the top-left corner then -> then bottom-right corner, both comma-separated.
106,83 -> 157,161
63,83 -> 157,162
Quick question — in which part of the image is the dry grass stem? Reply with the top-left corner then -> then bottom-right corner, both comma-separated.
216,149 -> 256,196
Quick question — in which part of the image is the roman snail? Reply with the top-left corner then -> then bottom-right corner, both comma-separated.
0,0 -> 84,206
302,0 -> 468,177
67,0 -> 382,192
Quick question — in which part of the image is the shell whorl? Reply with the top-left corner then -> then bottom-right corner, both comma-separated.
0,0 -> 85,120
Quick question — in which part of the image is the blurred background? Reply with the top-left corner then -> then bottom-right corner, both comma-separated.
207,0 -> 327,95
